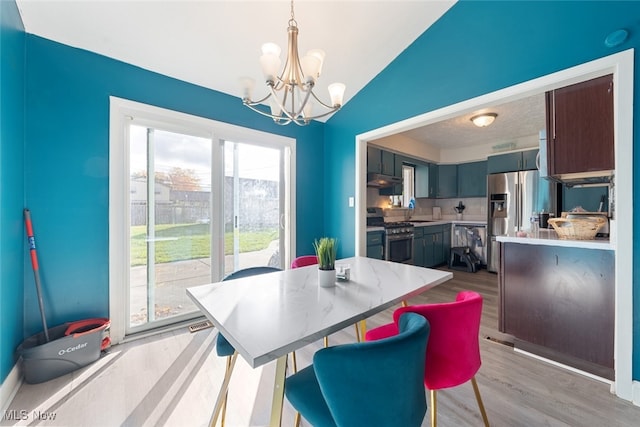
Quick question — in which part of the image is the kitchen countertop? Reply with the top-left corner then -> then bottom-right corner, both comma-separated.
367,218 -> 487,232
497,229 -> 614,250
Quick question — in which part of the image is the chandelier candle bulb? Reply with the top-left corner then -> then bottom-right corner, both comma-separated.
328,83 -> 346,107
242,0 -> 346,125
307,49 -> 326,76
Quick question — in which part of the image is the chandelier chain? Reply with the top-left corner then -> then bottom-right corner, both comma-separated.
289,0 -> 297,27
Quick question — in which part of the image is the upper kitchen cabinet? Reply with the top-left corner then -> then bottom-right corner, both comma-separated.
457,161 -> 487,197
367,147 -> 400,176
437,164 -> 457,198
545,74 -> 614,175
415,162 -> 436,198
367,146 -> 383,173
381,150 -> 395,175
487,149 -> 538,174
368,147 -> 404,195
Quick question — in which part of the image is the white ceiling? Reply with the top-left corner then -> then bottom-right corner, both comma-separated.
399,93 -> 546,149
16,0 -> 455,119
15,0 -> 544,149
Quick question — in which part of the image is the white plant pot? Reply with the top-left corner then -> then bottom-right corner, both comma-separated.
318,269 -> 336,288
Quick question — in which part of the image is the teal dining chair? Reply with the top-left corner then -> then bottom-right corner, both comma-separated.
365,291 -> 489,427
213,266 -> 281,427
285,312 -> 430,427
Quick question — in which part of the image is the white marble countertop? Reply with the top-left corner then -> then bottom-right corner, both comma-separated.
497,229 -> 614,250
186,256 -> 452,368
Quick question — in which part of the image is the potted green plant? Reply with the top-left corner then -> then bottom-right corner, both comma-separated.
313,237 -> 337,287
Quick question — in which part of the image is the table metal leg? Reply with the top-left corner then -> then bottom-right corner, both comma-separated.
209,352 -> 238,427
269,355 -> 288,427
358,320 -> 367,342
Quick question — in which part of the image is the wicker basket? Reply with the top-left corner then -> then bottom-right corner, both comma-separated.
548,217 -> 607,240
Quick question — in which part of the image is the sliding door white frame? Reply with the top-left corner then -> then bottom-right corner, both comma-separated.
109,97 -> 296,343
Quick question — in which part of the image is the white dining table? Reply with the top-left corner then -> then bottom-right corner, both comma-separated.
186,256 -> 453,427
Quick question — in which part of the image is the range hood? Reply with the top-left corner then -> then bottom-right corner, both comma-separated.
367,173 -> 402,188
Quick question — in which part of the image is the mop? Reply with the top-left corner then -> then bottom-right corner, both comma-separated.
24,208 -> 50,342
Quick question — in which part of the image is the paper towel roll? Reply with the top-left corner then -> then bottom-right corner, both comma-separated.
433,207 -> 442,220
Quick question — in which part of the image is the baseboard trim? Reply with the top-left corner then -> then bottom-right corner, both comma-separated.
514,347 -> 612,385
632,380 -> 640,406
0,360 -> 23,413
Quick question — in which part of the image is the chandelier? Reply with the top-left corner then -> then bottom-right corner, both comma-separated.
241,0 -> 346,126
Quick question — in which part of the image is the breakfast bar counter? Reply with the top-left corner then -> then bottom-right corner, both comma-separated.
496,229 -> 614,250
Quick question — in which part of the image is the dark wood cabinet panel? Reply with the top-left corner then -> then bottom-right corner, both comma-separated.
546,74 -> 614,175
500,243 -> 614,379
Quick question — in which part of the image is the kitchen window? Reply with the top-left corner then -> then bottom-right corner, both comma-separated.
402,164 -> 415,207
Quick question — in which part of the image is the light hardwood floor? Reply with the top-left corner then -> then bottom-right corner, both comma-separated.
4,267 -> 640,426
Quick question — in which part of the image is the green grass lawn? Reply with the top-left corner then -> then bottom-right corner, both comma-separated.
130,224 -> 278,266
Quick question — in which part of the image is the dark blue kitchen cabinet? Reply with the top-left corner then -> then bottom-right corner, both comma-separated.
437,164 -> 457,198
367,146 -> 397,175
423,226 -> 444,267
487,149 -> 538,173
380,153 -> 406,196
457,161 -> 487,197
381,150 -> 395,176
367,146 -> 382,173
429,164 -> 438,198
442,224 -> 451,264
366,230 -> 384,259
413,225 -> 448,267
412,227 -> 425,267
414,163 -> 432,198
521,149 -> 538,170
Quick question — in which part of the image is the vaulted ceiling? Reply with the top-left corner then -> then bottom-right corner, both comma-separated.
16,0 -> 544,150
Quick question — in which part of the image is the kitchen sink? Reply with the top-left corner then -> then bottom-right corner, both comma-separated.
410,220 -> 435,223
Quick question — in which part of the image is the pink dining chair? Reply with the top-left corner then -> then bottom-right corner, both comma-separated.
290,255 -> 319,269
290,255 -> 362,346
365,291 -> 489,427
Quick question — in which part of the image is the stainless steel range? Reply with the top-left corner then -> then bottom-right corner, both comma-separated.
367,207 -> 415,264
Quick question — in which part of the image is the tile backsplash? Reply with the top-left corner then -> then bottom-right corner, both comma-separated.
367,187 -> 487,221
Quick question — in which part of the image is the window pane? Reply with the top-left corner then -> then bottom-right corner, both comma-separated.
223,141 -> 281,275
129,125 -> 212,328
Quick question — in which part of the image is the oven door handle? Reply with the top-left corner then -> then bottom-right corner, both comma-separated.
386,234 -> 414,241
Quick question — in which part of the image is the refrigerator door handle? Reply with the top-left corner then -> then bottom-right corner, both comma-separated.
515,182 -> 520,229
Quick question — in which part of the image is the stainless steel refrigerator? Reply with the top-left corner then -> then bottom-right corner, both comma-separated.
487,170 -> 559,272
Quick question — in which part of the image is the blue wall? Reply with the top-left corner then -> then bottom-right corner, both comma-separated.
0,0 -> 25,384
20,37 -> 325,339
324,1 -> 640,377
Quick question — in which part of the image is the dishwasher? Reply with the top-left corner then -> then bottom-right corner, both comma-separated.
451,224 -> 487,267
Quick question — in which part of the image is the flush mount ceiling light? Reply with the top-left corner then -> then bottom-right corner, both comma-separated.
241,0 -> 346,126
470,113 -> 498,128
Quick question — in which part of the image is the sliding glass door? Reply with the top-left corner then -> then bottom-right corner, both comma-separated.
123,119 -> 289,335
222,141 -> 284,276
128,124 -> 213,331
